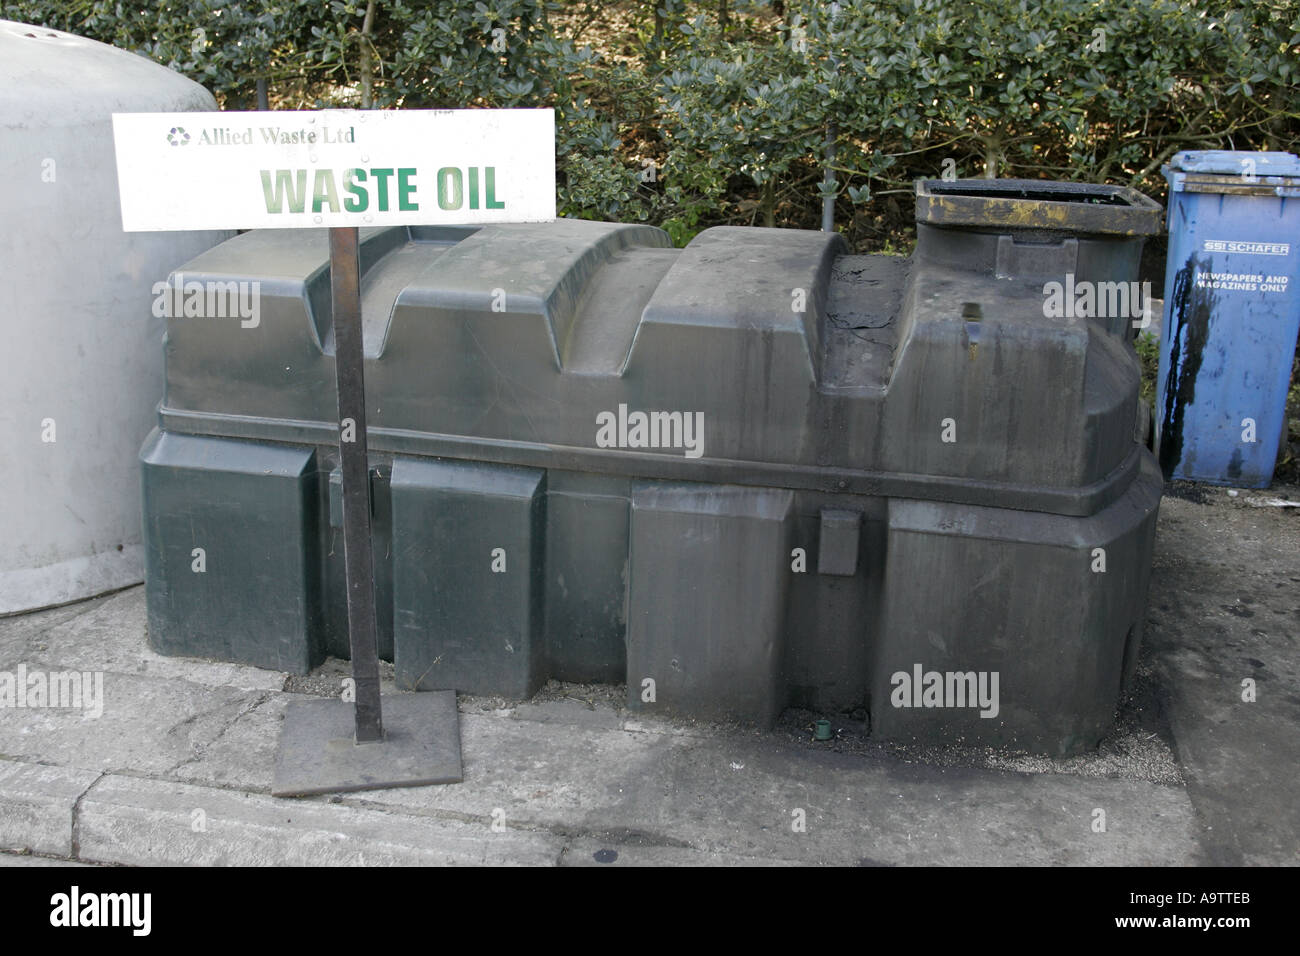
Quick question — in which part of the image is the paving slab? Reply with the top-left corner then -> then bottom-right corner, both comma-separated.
1143,489 -> 1300,865
0,760 -> 100,857
558,840 -> 800,866
0,670 -> 271,777
0,586 -> 283,693
0,852 -> 97,867
319,709 -> 1199,866
76,774 -> 564,867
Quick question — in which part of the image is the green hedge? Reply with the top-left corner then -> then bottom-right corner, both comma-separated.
5,0 -> 1298,247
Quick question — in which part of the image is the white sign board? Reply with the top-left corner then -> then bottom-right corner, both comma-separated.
111,108 -> 555,231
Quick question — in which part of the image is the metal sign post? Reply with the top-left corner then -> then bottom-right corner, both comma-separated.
330,226 -> 383,745
270,226 -> 461,796
110,107 -> 555,797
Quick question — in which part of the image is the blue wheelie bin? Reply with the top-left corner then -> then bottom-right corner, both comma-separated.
1156,150 -> 1300,487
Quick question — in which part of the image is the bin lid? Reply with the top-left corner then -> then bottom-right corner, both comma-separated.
1164,151 -> 1300,196
1168,150 -> 1300,176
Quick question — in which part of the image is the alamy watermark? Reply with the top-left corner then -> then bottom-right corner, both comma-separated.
595,404 -> 704,459
151,273 -> 261,328
0,664 -> 104,718
1042,274 -> 1155,329
890,664 -> 1000,719
50,886 -> 150,936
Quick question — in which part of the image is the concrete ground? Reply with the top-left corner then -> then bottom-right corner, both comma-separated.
0,485 -> 1295,867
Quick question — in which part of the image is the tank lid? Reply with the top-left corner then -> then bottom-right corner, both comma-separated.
915,178 -> 1163,237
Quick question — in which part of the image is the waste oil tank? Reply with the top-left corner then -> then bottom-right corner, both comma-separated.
140,178 -> 1164,756
0,21 -> 233,613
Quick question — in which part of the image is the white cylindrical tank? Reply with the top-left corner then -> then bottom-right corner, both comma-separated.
0,21 -> 234,614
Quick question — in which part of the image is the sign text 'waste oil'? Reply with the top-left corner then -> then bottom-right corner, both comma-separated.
111,109 -> 555,231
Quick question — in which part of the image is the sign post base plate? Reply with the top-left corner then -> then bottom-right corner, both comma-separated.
272,691 -> 462,797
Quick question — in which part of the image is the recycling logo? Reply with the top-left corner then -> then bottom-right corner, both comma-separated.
167,126 -> 190,146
